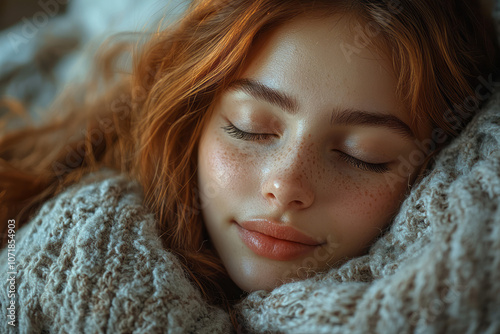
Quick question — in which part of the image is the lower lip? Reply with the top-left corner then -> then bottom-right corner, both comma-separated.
235,223 -> 320,261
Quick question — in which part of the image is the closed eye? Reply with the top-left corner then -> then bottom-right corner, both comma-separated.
335,151 -> 390,174
221,122 -> 275,141
222,122 -> 391,174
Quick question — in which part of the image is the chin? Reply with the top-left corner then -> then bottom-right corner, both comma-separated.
231,271 -> 300,292
231,271 -> 283,293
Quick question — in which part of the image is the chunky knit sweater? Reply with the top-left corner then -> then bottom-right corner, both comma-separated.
1,88 -> 500,333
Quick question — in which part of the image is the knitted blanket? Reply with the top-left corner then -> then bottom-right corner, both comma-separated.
1,87 -> 499,333
0,168 -> 232,333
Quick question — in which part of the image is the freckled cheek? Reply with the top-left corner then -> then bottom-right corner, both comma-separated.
327,173 -> 407,222
203,136 -> 259,194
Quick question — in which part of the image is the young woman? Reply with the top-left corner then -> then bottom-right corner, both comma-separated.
1,0 -> 498,331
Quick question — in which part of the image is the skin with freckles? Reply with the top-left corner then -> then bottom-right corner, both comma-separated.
197,14 -> 432,292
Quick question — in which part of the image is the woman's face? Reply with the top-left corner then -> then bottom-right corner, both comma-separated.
197,14 -> 429,292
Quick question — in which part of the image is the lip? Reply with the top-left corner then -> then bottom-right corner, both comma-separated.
234,219 -> 323,261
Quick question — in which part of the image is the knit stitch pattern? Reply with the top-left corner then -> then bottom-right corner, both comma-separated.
0,171 -> 232,333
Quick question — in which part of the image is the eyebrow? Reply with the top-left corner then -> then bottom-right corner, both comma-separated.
228,78 -> 299,114
228,78 -> 415,140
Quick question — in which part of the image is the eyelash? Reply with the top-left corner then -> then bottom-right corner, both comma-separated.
221,123 -> 274,141
221,122 -> 391,174
335,151 -> 390,174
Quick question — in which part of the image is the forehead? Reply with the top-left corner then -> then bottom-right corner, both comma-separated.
237,13 -> 410,125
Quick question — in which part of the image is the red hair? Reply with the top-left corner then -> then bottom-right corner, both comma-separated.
1,0 -> 498,329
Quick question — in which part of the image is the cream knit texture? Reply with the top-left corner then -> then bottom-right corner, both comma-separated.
0,170 -> 233,333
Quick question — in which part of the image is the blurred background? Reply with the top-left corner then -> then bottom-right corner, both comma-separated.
0,0 -> 68,31
0,0 -> 188,130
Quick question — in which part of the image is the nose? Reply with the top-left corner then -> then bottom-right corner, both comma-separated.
261,157 -> 315,211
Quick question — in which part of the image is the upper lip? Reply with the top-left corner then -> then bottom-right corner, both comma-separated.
236,219 -> 322,246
